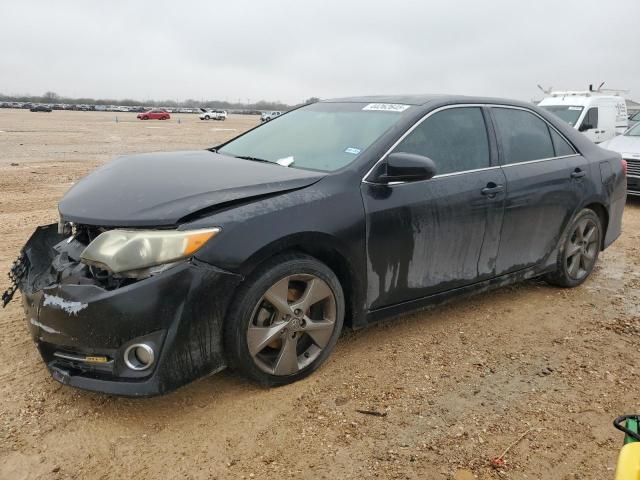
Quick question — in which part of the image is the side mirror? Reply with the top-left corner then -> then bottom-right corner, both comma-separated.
379,152 -> 437,183
579,123 -> 592,132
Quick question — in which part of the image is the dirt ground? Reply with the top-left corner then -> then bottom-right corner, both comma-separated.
0,109 -> 639,480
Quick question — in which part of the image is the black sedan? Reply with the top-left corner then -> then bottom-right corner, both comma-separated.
30,104 -> 52,112
4,95 -> 626,396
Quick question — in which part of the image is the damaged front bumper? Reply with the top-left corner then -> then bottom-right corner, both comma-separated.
5,224 -> 242,396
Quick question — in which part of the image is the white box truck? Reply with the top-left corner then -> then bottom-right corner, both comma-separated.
538,90 -> 628,143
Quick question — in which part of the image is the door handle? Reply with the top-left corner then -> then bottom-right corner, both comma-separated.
571,169 -> 586,179
481,183 -> 504,197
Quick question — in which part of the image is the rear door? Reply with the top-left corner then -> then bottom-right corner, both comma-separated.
489,106 -> 584,275
362,105 -> 506,309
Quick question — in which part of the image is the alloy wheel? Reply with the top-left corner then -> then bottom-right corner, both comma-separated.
565,217 -> 599,280
247,274 -> 337,376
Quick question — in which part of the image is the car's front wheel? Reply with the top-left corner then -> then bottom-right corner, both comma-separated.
224,253 -> 344,386
545,208 -> 602,288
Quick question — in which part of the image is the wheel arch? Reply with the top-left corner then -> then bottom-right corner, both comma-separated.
583,202 -> 609,250
236,232 -> 365,329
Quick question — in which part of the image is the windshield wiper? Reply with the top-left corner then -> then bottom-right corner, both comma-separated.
233,155 -> 275,164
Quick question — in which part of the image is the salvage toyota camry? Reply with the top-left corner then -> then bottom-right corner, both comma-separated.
3,95 -> 626,396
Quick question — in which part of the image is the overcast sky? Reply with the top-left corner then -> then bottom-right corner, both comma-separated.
1,0 -> 639,104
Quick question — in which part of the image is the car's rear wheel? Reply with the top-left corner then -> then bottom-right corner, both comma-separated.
224,253 -> 344,386
545,208 -> 602,288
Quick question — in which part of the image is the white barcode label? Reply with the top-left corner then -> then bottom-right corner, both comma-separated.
362,103 -> 410,112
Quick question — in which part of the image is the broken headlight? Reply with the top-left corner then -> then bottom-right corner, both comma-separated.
80,228 -> 220,278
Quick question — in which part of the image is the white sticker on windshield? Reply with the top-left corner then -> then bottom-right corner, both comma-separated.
362,103 -> 410,112
569,106 -> 582,110
276,156 -> 295,167
344,147 -> 361,155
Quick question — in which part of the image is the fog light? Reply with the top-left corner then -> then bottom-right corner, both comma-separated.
124,343 -> 155,371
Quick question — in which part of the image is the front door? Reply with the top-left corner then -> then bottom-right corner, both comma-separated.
362,106 -> 506,310
579,107 -> 601,143
489,106 -> 585,275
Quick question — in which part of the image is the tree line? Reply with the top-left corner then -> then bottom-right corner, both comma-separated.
0,91 -> 321,110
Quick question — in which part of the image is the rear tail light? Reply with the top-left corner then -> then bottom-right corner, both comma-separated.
621,159 -> 628,175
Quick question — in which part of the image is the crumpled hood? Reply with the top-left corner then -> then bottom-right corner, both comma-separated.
600,135 -> 640,156
59,150 -> 325,227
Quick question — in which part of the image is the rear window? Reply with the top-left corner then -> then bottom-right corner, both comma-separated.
492,108 -> 555,164
549,129 -> 576,156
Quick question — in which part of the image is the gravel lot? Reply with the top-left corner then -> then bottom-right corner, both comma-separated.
1,109 -> 639,480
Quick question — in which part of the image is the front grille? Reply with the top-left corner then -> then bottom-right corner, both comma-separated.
625,158 -> 640,177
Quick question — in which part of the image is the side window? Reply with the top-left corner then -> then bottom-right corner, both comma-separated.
392,107 -> 490,175
492,108 -> 554,164
550,129 -> 576,157
582,108 -> 599,130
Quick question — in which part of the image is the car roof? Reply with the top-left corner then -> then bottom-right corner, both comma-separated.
321,94 -> 532,108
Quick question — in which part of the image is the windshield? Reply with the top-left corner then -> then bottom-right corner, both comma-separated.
541,105 -> 584,127
625,123 -> 640,136
218,102 -> 410,172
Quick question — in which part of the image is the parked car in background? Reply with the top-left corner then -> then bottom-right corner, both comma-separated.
539,91 -> 628,143
199,109 -> 227,121
30,104 -> 52,112
137,109 -> 170,120
261,111 -> 283,122
4,95 -> 626,396
600,122 -> 640,196
628,111 -> 640,129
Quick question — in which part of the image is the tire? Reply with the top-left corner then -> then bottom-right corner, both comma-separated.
224,253 -> 344,386
204,115 -> 210,120
545,208 -> 602,288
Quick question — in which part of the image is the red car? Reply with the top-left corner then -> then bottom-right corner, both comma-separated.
137,109 -> 170,120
